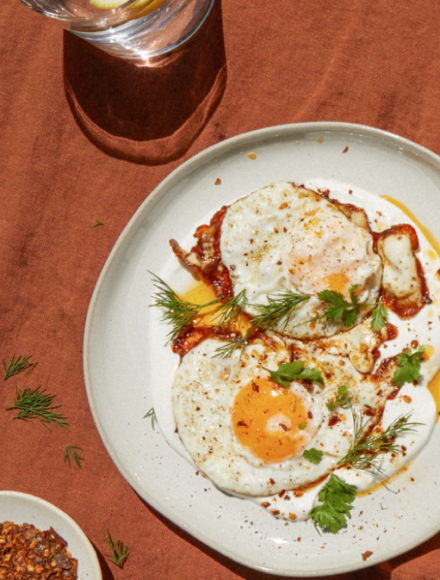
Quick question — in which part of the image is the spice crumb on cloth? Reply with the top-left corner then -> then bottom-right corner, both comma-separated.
0,522 -> 78,579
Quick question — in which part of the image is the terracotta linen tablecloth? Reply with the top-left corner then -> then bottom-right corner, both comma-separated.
2,0 -> 440,578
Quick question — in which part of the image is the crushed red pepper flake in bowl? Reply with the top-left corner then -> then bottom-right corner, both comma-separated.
0,522 -> 78,579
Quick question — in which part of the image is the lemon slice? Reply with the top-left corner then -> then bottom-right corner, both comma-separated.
90,0 -> 166,14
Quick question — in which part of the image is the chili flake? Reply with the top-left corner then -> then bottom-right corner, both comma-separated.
0,522 -> 78,579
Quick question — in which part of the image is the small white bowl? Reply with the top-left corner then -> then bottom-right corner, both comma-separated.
0,491 -> 101,580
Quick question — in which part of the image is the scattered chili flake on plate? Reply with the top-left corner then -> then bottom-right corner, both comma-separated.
0,522 -> 78,579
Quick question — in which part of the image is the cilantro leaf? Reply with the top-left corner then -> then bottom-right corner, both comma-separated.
326,385 -> 351,412
348,285 -> 360,306
303,448 -> 323,464
318,285 -> 361,328
309,473 -> 357,534
371,303 -> 388,332
318,285 -> 389,332
264,361 -> 324,388
317,290 -> 351,322
393,346 -> 425,387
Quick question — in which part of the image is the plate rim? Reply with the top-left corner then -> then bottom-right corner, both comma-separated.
83,121 -> 440,576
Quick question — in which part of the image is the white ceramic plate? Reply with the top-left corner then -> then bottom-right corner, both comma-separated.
0,491 -> 101,579
84,122 -> 440,576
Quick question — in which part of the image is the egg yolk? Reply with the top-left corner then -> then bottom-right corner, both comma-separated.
232,378 -> 311,463
322,272 -> 350,295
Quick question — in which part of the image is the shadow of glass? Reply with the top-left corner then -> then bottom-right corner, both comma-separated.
63,0 -> 226,165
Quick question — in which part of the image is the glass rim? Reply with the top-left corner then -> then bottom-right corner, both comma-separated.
18,0 -> 167,30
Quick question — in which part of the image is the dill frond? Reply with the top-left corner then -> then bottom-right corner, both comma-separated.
6,386 -> 69,430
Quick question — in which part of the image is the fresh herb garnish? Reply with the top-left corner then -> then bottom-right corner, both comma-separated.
92,220 -> 104,228
251,292 -> 309,331
213,291 -> 310,358
151,274 -> 312,358
212,335 -> 247,359
393,346 -> 425,387
309,473 -> 357,533
106,529 -> 129,568
3,355 -> 37,380
318,285 -> 387,331
64,445 -> 84,469
371,303 -> 388,332
311,413 -> 421,532
5,386 -> 69,430
151,274 -> 221,341
144,407 -> 157,428
211,290 -> 248,330
151,274 -> 247,342
264,361 -> 324,388
318,285 -> 361,327
326,385 -> 351,412
338,413 -> 421,475
303,448 -> 323,464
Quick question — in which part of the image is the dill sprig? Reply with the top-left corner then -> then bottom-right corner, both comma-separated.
152,275 -> 314,358
338,413 -> 421,475
213,291 -> 308,358
143,407 -> 157,428
3,355 -> 37,380
151,274 -> 214,341
106,529 -> 129,568
151,274 -> 247,341
64,445 -> 84,469
5,386 -> 69,430
211,290 -> 247,330
251,291 -> 309,331
213,335 -> 248,359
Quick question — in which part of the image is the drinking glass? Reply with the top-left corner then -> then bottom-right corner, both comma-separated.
19,0 -> 215,63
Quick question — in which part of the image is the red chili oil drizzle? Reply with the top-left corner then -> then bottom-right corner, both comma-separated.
169,206 -> 233,299
384,322 -> 399,342
373,223 -> 419,250
371,356 -> 397,383
371,355 -> 404,401
329,198 -> 371,231
172,326 -> 242,358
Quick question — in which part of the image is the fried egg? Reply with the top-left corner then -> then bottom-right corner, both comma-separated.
172,336 -> 436,520
173,337 -> 353,497
220,183 -> 382,339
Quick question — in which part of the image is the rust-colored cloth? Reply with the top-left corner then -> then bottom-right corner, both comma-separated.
1,0 -> 440,578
